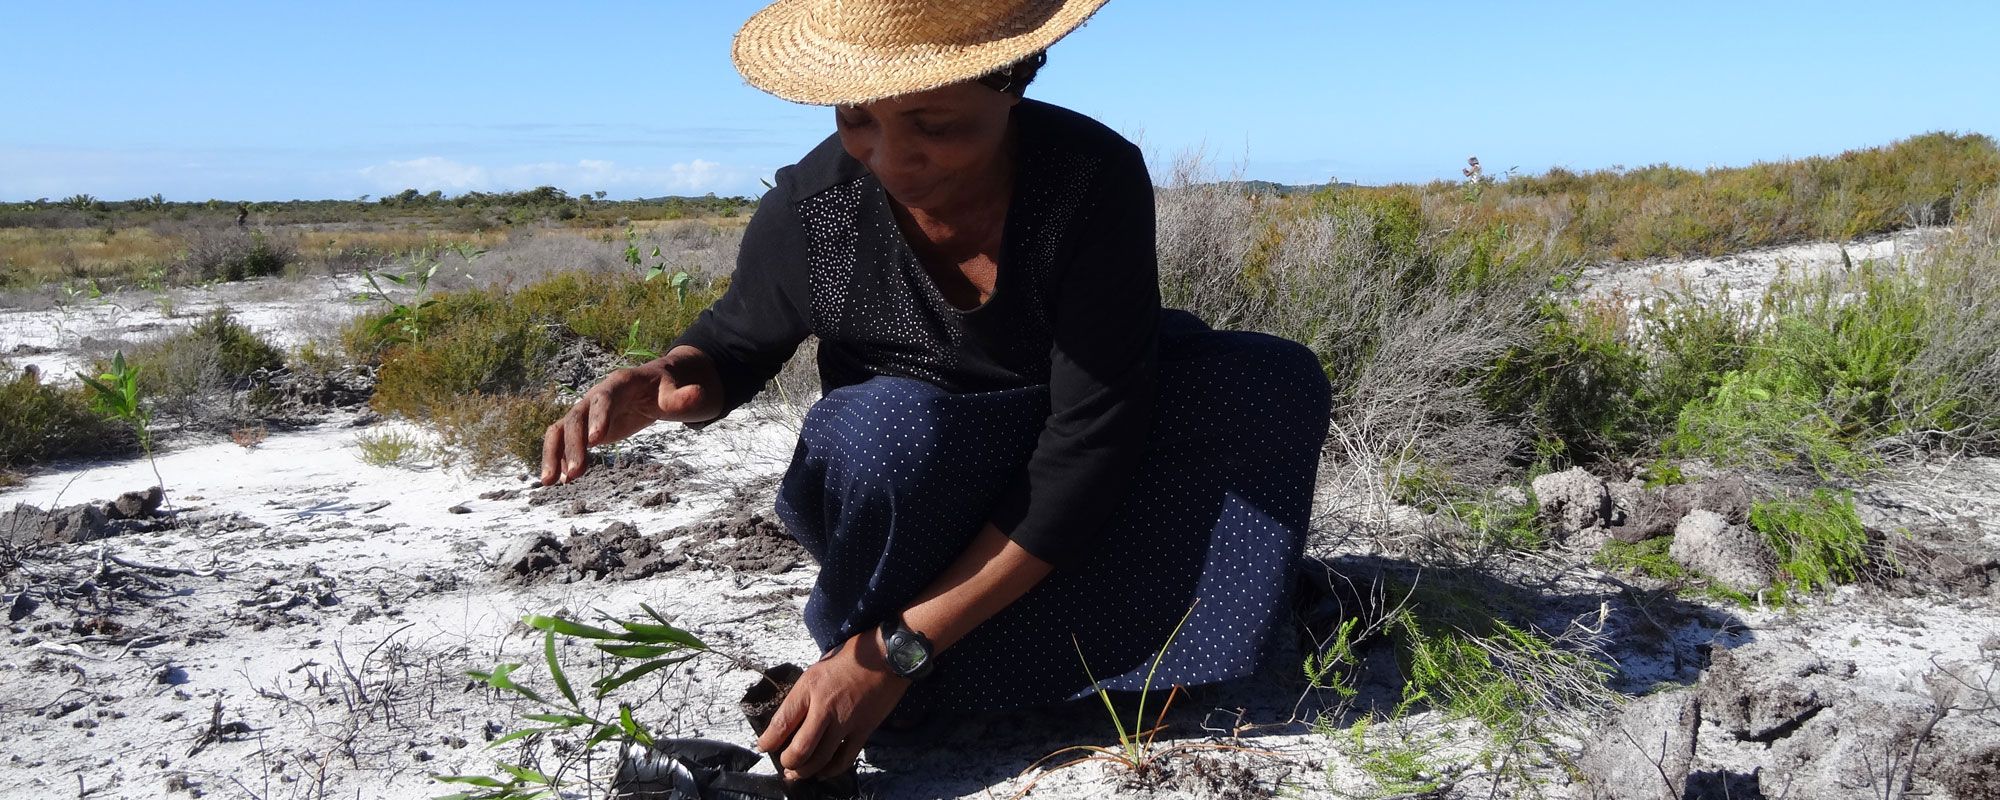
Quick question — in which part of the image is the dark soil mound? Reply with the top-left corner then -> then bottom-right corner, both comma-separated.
528,459 -> 689,515
2,487 -> 170,547
666,510 -> 802,575
504,521 -> 685,585
251,364 -> 375,421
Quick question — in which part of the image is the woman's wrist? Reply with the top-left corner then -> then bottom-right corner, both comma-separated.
830,627 -> 911,684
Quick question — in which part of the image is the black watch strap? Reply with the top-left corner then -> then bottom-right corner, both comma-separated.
878,615 -> 935,681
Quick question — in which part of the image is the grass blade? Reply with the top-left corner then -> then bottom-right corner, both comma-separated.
1133,598 -> 1200,753
1072,634 -> 1133,763
489,727 -> 559,748
431,775 -> 506,787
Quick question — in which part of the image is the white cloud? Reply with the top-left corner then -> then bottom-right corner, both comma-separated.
356,156 -> 745,197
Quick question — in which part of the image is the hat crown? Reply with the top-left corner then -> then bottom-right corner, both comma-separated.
809,0 -> 1060,48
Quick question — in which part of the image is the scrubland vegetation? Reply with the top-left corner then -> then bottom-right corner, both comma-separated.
5,132 -> 1998,797
0,187 -> 750,291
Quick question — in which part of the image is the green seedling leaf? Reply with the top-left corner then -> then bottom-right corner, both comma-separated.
1132,598 -> 1199,755
1072,634 -> 1133,761
543,631 -> 578,707
590,655 -> 694,697
615,620 -> 706,649
496,763 -> 553,785
523,614 -> 623,640
488,726 -> 559,748
618,704 -> 656,748
380,272 -> 408,285
431,775 -> 507,787
594,643 -> 677,659
521,712 -> 593,726
470,663 -> 548,705
583,723 -> 621,749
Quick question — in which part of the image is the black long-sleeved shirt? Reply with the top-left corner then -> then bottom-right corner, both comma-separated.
671,99 -> 1160,568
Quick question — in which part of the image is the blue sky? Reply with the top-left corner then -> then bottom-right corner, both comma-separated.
5,1 -> 1997,201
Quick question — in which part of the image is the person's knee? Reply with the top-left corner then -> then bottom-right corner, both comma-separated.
1259,336 -> 1332,407
1196,333 -> 1329,403
805,376 -> 954,487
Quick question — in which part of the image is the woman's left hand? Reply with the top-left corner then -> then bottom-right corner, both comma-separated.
756,629 -> 911,781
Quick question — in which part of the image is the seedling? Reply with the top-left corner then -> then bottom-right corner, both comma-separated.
357,243 -> 481,345
78,351 -> 167,504
434,605 -> 719,800
1015,600 -> 1274,795
621,225 -> 692,297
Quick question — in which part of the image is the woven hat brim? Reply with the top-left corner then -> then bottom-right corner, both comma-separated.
732,0 -> 1110,106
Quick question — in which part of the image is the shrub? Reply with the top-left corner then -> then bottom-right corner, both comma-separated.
110,310 -> 283,428
1666,259 -> 1946,476
354,428 -> 424,467
0,364 -> 132,470
1593,537 -> 1686,581
178,228 -> 296,282
189,309 -> 285,380
1481,299 -> 1648,466
1629,287 -> 1760,431
348,270 -> 721,471
1750,489 -> 1871,593
1904,190 -> 2000,453
426,391 -> 568,473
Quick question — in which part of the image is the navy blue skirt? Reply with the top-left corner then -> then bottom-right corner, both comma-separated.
773,311 -> 1332,711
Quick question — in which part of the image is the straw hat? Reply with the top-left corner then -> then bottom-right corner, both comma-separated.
732,0 -> 1110,106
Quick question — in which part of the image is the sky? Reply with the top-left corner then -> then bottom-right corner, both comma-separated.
4,1 -> 1998,201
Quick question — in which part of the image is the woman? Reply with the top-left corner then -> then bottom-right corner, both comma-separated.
539,0 -> 1332,784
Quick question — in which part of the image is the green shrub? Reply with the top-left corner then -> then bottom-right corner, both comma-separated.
110,310 -> 283,426
1593,537 -> 1686,581
1750,489 -> 1871,593
0,365 -> 133,470
346,270 -> 720,471
1666,261 -> 1944,476
1481,300 -> 1648,465
354,428 -> 423,467
426,391 -> 569,473
189,309 -> 285,380
1631,289 -> 1759,428
1381,581 -> 1611,740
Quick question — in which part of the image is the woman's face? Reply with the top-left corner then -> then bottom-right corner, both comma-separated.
835,82 -> 1019,213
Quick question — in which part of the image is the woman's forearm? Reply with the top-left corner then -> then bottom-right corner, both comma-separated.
896,522 -> 1052,652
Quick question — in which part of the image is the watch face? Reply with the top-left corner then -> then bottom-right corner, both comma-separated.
888,633 -> 927,673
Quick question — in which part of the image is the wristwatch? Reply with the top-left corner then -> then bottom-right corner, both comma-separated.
877,614 -> 936,681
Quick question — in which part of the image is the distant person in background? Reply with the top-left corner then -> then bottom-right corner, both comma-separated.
541,0 -> 1332,785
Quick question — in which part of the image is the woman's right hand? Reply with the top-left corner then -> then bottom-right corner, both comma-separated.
539,346 -> 721,485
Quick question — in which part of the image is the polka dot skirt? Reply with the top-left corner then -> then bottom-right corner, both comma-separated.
774,312 -> 1333,712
